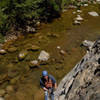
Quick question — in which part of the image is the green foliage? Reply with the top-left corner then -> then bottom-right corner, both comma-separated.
0,0 -> 61,35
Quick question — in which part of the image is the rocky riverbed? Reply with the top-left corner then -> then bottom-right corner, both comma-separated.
0,2 -> 100,100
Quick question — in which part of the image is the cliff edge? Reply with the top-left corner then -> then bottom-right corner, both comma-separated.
55,38 -> 100,100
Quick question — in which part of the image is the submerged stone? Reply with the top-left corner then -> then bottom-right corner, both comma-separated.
6,85 -> 14,94
28,45 -> 40,51
7,47 -> 17,53
0,89 -> 6,97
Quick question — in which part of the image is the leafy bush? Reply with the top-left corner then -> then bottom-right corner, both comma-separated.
0,0 -> 61,35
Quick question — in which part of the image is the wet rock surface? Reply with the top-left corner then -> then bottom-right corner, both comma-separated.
55,39 -> 100,100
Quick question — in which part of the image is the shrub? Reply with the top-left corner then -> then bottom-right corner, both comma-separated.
0,0 -> 61,35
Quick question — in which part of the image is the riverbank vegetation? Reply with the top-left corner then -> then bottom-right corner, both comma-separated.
0,0 -> 95,39
0,0 -> 61,37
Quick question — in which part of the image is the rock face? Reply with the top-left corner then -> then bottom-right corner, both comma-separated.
55,38 -> 100,100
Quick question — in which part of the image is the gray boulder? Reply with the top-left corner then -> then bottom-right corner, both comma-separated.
88,11 -> 99,16
55,38 -> 100,100
38,50 -> 50,61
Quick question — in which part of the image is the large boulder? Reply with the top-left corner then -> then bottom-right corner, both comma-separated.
88,11 -> 99,16
55,38 -> 100,100
38,50 -> 50,62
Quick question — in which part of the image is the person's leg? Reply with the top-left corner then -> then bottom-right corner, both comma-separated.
50,93 -> 54,100
44,91 -> 48,100
50,89 -> 54,100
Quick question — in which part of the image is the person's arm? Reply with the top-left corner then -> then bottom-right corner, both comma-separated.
54,83 -> 57,89
49,75 -> 57,89
40,78 -> 48,91
43,87 -> 48,91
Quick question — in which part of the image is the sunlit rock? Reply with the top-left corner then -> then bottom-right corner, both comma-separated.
84,4 -> 88,7
18,51 -> 28,60
0,49 -> 6,55
73,20 -> 81,25
35,21 -> 41,27
29,60 -> 39,68
75,15 -> 83,21
77,10 -> 82,13
88,11 -> 99,16
38,50 -> 50,61
0,97 -> 4,100
57,46 -> 61,49
60,50 -> 66,55
26,26 -> 36,33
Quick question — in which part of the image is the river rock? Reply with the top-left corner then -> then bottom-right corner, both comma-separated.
57,46 -> 61,49
72,11 -> 76,14
35,21 -> 41,27
29,60 -> 39,68
0,49 -> 6,55
10,76 -> 19,84
82,40 -> 94,50
0,89 -> 6,97
84,4 -> 88,7
7,47 -> 17,53
77,10 -> 82,13
28,45 -> 40,51
6,85 -> 14,94
60,50 -> 66,55
38,50 -> 50,61
0,97 -> 4,100
88,11 -> 99,16
75,15 -> 83,21
0,74 -> 8,84
8,69 -> 19,78
96,0 -> 100,3
18,50 -> 28,60
47,33 -> 59,38
73,20 -> 81,25
26,26 -> 36,33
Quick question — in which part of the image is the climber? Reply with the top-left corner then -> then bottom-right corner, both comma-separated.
40,70 -> 57,100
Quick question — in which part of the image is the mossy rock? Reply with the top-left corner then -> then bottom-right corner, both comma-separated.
27,45 -> 40,51
0,89 -> 6,97
0,74 -> 8,84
